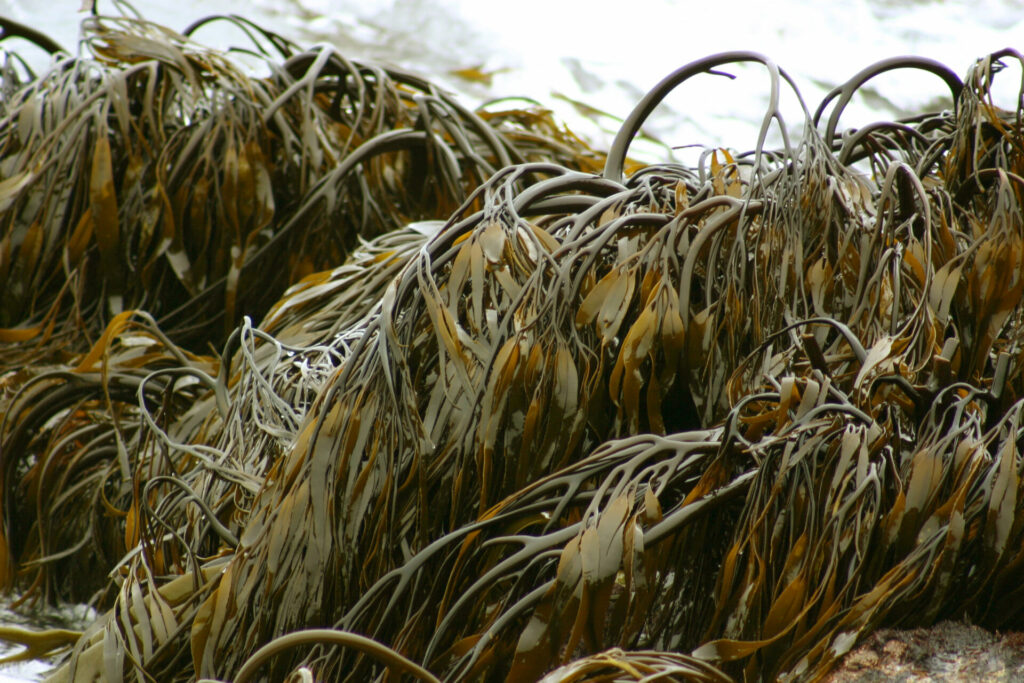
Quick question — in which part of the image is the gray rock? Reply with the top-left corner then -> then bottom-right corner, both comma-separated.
827,621 -> 1024,682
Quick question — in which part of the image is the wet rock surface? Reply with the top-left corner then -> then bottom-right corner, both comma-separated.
827,622 -> 1024,682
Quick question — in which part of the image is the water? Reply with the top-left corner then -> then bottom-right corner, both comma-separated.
2,0 -> 1022,157
0,601 -> 96,682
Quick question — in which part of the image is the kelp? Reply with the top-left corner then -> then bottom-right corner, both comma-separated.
0,310 -> 220,605
0,3 -> 602,362
3,8 -> 1024,683
0,4 -> 602,614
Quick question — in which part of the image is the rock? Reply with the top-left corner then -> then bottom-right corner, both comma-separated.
826,621 -> 1024,682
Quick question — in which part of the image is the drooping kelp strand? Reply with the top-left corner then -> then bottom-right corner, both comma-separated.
3,9 -> 1024,683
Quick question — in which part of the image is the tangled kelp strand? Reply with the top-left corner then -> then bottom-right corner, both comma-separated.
0,308 -> 224,599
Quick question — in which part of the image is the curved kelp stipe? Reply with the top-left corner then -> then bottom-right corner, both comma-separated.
603,51 -> 807,185
812,55 -> 964,145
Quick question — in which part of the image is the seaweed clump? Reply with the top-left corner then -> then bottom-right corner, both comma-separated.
2,7 -> 1024,683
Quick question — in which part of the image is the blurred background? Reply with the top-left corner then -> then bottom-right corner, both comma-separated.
2,0 -> 1023,161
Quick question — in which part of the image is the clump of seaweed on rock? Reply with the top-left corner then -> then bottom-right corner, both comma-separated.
2,6 -> 1024,683
0,2 -> 602,361
0,2 -> 602,619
